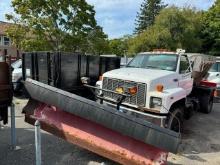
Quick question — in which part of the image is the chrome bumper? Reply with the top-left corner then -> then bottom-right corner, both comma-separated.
103,101 -> 167,127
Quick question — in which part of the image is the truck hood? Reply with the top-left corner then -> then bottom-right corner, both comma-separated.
103,68 -> 177,83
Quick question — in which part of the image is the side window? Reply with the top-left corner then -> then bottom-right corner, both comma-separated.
4,37 -> 10,46
180,55 -> 190,74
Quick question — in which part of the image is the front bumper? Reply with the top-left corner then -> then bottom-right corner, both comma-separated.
103,101 -> 168,127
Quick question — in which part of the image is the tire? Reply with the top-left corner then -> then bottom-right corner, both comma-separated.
21,85 -> 30,98
166,107 -> 183,133
199,95 -> 213,114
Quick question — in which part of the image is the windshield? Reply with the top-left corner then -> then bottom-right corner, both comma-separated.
11,60 -> 22,69
127,54 -> 178,71
210,62 -> 220,72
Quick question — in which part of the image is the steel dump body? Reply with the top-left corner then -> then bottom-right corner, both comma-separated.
23,78 -> 181,164
189,54 -> 216,83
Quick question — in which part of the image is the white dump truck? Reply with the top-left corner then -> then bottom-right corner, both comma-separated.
95,50 -> 216,132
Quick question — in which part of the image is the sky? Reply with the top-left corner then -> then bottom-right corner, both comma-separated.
0,0 -> 216,39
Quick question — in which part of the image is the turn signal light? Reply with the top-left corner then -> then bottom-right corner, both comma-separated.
128,87 -> 137,95
156,84 -> 164,92
115,87 -> 124,94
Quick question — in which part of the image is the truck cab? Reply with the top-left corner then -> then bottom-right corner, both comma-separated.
96,50 -> 215,132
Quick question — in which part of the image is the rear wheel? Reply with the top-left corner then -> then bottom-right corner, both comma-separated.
199,95 -> 213,114
166,107 -> 183,133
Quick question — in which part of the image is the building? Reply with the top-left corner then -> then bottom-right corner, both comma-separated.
0,21 -> 20,61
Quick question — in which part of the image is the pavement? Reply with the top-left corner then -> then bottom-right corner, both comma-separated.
0,97 -> 220,165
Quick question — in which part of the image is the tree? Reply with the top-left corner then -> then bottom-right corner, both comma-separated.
5,14 -> 53,52
134,0 -> 167,33
154,7 -> 203,52
109,35 -> 131,56
129,7 -> 203,54
85,26 -> 110,55
5,16 -> 28,57
7,0 -> 108,54
201,0 -> 220,55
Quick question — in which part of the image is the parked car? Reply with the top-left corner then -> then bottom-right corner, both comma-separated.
208,57 -> 220,98
11,59 -> 23,91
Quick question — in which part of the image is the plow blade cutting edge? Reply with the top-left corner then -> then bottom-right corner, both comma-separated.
23,79 -> 180,164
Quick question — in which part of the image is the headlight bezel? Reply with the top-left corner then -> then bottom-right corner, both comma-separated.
150,97 -> 162,109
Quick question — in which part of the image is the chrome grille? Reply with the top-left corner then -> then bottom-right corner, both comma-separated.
102,78 -> 146,107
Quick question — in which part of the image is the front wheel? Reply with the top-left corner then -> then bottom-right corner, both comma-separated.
166,107 -> 183,133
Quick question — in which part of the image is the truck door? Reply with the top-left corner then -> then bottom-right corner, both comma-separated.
178,55 -> 193,95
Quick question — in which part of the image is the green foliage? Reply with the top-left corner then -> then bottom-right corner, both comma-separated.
5,17 -> 27,50
129,7 -> 203,54
134,0 -> 166,33
201,0 -> 220,54
7,0 -> 220,55
108,36 -> 131,56
7,0 -> 108,54
85,26 -> 110,55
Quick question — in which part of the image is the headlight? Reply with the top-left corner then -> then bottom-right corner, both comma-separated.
150,97 -> 162,109
115,87 -> 124,94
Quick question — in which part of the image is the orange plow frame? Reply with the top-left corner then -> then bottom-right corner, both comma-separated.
25,102 -> 168,165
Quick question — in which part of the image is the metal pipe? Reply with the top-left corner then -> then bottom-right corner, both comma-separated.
104,101 -> 167,119
10,103 -> 16,149
84,84 -> 131,97
35,120 -> 41,165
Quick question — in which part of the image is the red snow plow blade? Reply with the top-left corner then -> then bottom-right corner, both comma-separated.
23,79 -> 180,165
24,101 -> 168,165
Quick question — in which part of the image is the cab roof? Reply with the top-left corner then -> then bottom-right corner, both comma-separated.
139,51 -> 179,55
139,49 -> 185,55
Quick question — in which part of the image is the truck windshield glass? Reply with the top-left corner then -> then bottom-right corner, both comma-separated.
127,54 -> 177,71
210,62 -> 220,72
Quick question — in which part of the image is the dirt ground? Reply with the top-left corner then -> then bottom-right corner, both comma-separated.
0,97 -> 220,165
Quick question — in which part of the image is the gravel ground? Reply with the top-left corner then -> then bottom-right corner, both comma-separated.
0,97 -> 220,165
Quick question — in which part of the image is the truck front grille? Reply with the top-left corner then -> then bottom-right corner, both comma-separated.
102,78 -> 146,107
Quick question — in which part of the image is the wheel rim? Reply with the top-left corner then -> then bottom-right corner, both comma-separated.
169,111 -> 181,132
